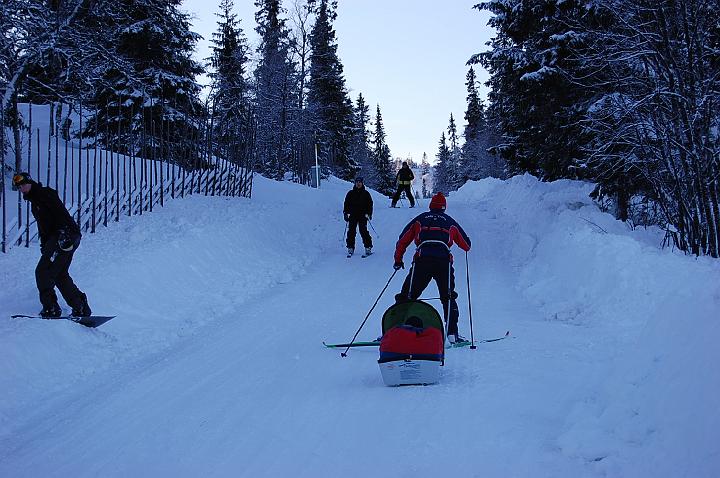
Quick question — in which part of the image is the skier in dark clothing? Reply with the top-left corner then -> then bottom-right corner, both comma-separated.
393,192 -> 471,343
391,161 -> 415,208
343,176 -> 374,257
12,172 -> 92,318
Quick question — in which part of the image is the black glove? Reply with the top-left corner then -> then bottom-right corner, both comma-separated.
393,261 -> 404,271
344,213 -> 349,222
57,229 -> 76,252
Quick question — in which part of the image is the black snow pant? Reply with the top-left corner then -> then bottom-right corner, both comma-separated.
346,216 -> 372,250
391,184 -> 415,207
395,257 -> 460,335
35,236 -> 85,312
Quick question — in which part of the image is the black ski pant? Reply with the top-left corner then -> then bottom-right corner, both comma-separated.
395,257 -> 460,335
346,217 -> 372,249
391,184 -> 415,207
35,237 -> 85,312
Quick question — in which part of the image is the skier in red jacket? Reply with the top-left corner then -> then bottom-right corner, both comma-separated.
393,192 -> 471,343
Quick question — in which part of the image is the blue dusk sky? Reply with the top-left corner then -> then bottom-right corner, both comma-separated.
181,0 -> 494,164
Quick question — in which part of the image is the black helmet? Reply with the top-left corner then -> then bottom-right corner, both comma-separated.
11,172 -> 35,191
354,176 -> 364,183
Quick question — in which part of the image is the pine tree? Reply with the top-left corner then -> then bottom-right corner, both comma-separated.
85,0 -> 204,164
307,0 -> 355,179
370,104 -> 394,196
474,0 -> 592,180
420,152 -> 431,198
350,93 -> 373,183
446,113 -> 462,189
209,0 -> 250,147
433,132 -> 450,194
254,0 -> 297,179
461,66 -> 505,181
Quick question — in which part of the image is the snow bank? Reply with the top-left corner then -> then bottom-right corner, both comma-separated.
454,174 -> 720,476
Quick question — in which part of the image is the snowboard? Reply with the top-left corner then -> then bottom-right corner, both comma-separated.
11,314 -> 116,328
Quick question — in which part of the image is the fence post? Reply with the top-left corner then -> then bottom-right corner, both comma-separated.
78,98 -> 83,228
1,104 -> 6,253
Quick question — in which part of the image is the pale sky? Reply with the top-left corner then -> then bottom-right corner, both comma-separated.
181,0 -> 494,164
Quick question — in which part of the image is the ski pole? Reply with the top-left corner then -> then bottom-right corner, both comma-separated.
466,250 -> 476,349
446,260 -> 451,335
367,218 -> 379,238
341,269 -> 398,357
407,259 -> 416,300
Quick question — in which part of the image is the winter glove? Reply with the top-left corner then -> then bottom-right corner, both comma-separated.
393,261 -> 404,271
343,213 -> 350,222
57,229 -> 76,252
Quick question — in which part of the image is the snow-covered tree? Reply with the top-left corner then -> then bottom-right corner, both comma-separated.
350,93 -> 373,182
209,0 -> 251,147
461,66 -> 504,181
306,0 -> 355,179
433,132 -> 450,194
84,0 -> 204,164
446,113 -> 463,189
254,0 -> 297,179
420,152 -> 432,198
473,0 -> 592,180
370,104 -> 394,196
575,0 -> 720,256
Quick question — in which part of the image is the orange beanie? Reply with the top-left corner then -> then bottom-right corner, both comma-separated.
429,192 -> 446,210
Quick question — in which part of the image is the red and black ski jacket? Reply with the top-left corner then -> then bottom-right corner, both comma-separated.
394,210 -> 471,263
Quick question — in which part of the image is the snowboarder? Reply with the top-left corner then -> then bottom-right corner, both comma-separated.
392,192 -> 471,343
390,161 -> 415,208
12,172 -> 92,318
343,176 -> 373,257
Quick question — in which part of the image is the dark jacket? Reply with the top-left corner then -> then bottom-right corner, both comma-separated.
23,183 -> 81,248
344,186 -> 373,219
396,166 -> 414,184
394,210 -> 471,263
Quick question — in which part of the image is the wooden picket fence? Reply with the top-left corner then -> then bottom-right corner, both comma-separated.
0,102 -> 255,253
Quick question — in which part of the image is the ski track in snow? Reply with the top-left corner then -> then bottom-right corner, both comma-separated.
0,175 -> 718,477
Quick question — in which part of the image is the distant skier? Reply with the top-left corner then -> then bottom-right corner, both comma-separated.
12,172 -> 92,318
392,192 -> 471,343
390,161 -> 415,208
343,176 -> 373,257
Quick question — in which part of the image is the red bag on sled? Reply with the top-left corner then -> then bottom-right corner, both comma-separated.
378,300 -> 444,386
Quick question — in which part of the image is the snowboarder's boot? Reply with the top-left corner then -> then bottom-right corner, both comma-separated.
71,293 -> 92,318
39,304 -> 62,318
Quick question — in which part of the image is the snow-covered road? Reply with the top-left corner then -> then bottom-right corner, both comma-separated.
1,176 -> 718,477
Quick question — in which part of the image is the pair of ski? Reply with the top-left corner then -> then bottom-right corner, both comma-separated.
347,250 -> 373,258
324,331 -> 510,349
